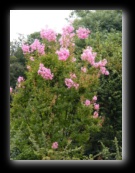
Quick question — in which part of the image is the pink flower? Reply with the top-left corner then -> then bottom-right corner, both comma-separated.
93,111 -> 99,118
17,76 -> 24,83
52,142 -> 58,149
30,56 -> 34,61
94,104 -> 100,110
30,39 -> 40,51
40,28 -> 57,42
73,83 -> 79,90
39,63 -> 44,67
59,25 -> 75,48
101,59 -> 107,66
70,73 -> 76,79
62,25 -> 74,34
105,71 -> 109,75
72,43 -> 75,46
65,78 -> 79,89
93,58 -> 109,75
30,39 -> 45,55
76,27 -> 90,39
93,62 -> 101,68
56,48 -> 70,61
38,63 -> 53,80
100,67 -> 106,74
85,99 -> 90,106
81,67 -> 87,73
22,44 -> 30,54
81,47 -> 96,65
99,67 -> 110,75
93,59 -> 108,69
92,96 -> 97,101
65,78 -> 74,88
10,87 -> 13,93
38,44 -> 45,55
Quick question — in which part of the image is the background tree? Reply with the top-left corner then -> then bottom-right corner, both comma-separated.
26,31 -> 42,45
10,34 -> 27,88
68,10 -> 122,159
69,10 -> 122,32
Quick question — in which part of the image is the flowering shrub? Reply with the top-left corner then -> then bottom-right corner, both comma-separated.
10,23 -> 109,160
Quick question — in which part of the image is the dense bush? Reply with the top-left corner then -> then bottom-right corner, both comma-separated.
10,24 -> 111,160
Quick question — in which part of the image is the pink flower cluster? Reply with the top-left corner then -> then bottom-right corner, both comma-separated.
22,39 -> 45,55
92,95 -> 97,101
94,104 -> 99,110
81,46 -> 97,65
85,99 -> 90,106
22,44 -> 30,54
38,63 -> 53,80
30,39 -> 45,55
40,28 -> 57,42
62,25 -> 74,35
93,111 -> 98,118
92,95 -> 99,118
52,142 -> 58,149
17,76 -> 24,83
81,47 -> 109,75
56,48 -> 70,61
93,59 -> 109,75
93,59 -> 107,68
76,27 -> 91,39
84,95 -> 100,118
17,76 -> 24,87
59,25 -> 75,48
70,73 -> 76,79
65,78 -> 79,90
10,87 -> 13,93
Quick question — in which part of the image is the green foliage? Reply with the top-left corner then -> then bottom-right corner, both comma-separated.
70,10 -> 122,33
10,56 -> 26,88
26,32 -> 42,45
98,31 -> 122,144
10,35 -> 26,89
92,137 -> 122,160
